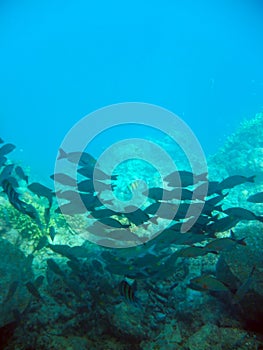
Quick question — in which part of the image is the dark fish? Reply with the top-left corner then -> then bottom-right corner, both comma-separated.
55,201 -> 88,215
1,178 -> 25,212
207,181 -> 221,196
49,226 -> 56,241
78,166 -> 118,181
0,164 -> 15,184
25,281 -> 44,301
58,148 -> 97,167
98,217 -> 130,228
55,189 -> 79,200
144,187 -> 168,201
77,179 -> 111,193
89,208 -> 117,219
119,279 -> 139,306
224,207 -> 263,222
206,215 -> 240,233
0,143 -> 16,157
48,243 -> 76,260
50,173 -> 76,187
144,202 -> 178,219
47,258 -> 65,277
81,193 -> 108,210
188,275 -> 229,292
15,166 -> 28,183
247,191 -> 263,203
21,203 -> 43,229
124,206 -> 150,226
165,170 -> 207,187
0,137 -> 4,143
204,230 -> 246,252
205,193 -> 227,208
106,229 -> 141,242
6,176 -> 19,188
177,246 -> 212,258
217,175 -> 255,191
34,236 -> 48,252
4,281 -> 19,303
44,206 -> 51,226
69,245 -> 90,258
28,182 -> 53,207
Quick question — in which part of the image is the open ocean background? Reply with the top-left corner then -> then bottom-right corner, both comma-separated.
1,0 -> 263,181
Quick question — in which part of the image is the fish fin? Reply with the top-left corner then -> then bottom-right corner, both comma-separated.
58,148 -> 67,160
230,229 -> 235,239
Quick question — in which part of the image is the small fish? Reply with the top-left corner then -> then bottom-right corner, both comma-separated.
49,226 -> 56,241
119,279 -> 140,306
143,187 -> 179,201
6,176 -> 19,188
124,206 -> 150,226
34,236 -> 48,252
0,164 -> 15,184
0,143 -> 16,157
247,191 -> 263,203
224,207 -> 263,222
128,180 -> 143,193
28,182 -> 54,207
78,179 -> 111,193
217,175 -> 255,191
55,201 -> 88,215
44,206 -> 51,226
165,170 -> 207,187
20,202 -> 43,230
25,281 -> 44,301
47,258 -> 65,277
58,148 -> 97,167
177,246 -> 213,258
89,208 -> 117,219
78,166 -> 118,181
15,166 -> 29,183
4,280 -> 19,303
0,137 -> 4,143
204,230 -> 246,252
207,181 -> 221,196
1,178 -> 25,212
48,243 -> 76,260
188,275 -> 230,292
50,173 -> 76,187
98,217 -> 130,229
206,215 -> 240,233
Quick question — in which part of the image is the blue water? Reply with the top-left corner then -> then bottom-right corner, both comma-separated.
1,0 -> 263,180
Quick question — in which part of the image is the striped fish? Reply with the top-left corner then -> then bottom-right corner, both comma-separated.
119,279 -> 140,306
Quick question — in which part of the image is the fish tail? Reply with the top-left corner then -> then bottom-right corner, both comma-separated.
58,148 -> 67,160
256,215 -> 263,222
248,175 -> 256,183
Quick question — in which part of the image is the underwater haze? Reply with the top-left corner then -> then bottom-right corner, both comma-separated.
1,0 -> 263,179
2,2 -> 263,349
